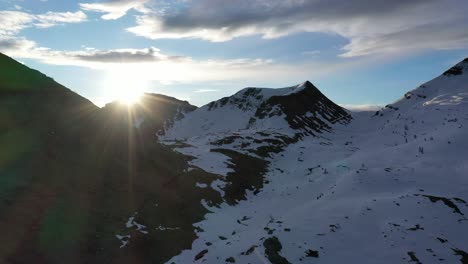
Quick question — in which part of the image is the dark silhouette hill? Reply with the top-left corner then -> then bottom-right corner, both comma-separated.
0,53 -> 220,263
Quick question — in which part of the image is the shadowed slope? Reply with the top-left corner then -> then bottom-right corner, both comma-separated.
0,53 -> 221,264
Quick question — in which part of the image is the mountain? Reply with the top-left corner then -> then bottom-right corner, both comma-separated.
161,58 -> 468,263
162,81 -> 351,140
0,53 -> 222,264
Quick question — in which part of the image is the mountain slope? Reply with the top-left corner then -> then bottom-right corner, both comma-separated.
162,58 -> 468,264
0,53 -> 221,264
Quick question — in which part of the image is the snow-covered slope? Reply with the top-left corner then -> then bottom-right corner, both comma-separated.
161,81 -> 351,140
161,58 -> 468,263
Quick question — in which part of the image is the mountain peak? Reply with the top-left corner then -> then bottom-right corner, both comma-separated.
231,81 -> 317,102
162,81 -> 351,139
443,57 -> 468,76
287,80 -> 316,95
299,80 -> 313,87
253,81 -> 351,134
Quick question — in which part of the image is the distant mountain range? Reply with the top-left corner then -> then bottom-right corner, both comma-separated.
0,52 -> 467,263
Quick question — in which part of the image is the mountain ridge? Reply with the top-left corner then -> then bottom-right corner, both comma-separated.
161,80 -> 351,140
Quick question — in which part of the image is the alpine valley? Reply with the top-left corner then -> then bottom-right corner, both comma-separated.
1,52 -> 467,264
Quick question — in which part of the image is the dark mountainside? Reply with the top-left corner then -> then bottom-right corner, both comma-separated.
0,53 -> 221,263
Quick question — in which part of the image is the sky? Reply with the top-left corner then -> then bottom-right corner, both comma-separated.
0,0 -> 467,109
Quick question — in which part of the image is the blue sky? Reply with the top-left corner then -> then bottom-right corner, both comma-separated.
0,0 -> 467,109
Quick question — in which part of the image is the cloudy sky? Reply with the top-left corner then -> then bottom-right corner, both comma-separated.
0,0 -> 467,108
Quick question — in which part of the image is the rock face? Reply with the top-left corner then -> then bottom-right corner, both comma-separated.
162,81 -> 351,140
443,58 -> 468,76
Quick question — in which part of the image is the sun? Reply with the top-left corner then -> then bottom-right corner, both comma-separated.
101,71 -> 148,106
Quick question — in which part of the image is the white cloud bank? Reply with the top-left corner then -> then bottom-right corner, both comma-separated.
1,37 -> 358,84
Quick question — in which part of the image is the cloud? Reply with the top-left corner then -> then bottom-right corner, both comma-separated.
35,11 -> 87,28
340,104 -> 382,112
126,0 -> 468,56
80,0 -> 149,20
0,37 -> 37,54
0,39 -> 181,65
340,20 -> 468,57
0,11 -> 34,36
194,89 -> 217,93
72,47 -> 185,63
0,10 -> 87,35
0,1 -> 391,89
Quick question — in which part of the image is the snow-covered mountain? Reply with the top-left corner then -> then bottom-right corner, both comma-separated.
161,81 -> 351,140
160,58 -> 468,263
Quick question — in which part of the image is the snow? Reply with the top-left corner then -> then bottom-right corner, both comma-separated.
116,235 -> 131,248
164,137 -> 235,176
126,215 -> 148,234
160,61 -> 468,263
196,182 -> 208,188
125,216 -> 136,228
155,225 -> 181,231
116,213 -> 149,248
233,82 -> 306,100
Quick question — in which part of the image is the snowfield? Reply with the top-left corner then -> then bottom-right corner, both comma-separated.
160,59 -> 468,263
